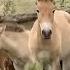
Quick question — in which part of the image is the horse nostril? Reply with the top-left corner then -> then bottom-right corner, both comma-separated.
49,30 -> 52,35
42,30 -> 46,36
42,29 -> 52,39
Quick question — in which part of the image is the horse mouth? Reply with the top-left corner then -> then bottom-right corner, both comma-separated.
43,35 -> 51,39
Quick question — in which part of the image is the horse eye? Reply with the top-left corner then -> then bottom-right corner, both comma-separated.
52,10 -> 55,13
36,10 -> 39,13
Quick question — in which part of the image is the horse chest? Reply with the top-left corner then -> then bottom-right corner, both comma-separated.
38,39 -> 53,52
35,39 -> 59,63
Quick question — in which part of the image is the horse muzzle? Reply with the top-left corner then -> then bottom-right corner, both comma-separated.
42,29 -> 52,39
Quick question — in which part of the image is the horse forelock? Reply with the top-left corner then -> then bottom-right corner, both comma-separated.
36,0 -> 55,6
36,0 -> 55,7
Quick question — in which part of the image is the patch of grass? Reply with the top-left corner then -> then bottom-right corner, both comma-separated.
24,61 -> 43,70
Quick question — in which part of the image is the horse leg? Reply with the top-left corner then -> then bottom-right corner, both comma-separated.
60,59 -> 63,70
51,59 -> 61,70
43,62 -> 49,70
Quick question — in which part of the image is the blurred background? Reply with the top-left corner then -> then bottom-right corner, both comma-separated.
0,0 -> 70,16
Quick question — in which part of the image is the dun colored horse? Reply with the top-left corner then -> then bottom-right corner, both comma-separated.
29,0 -> 61,70
0,0 -> 70,70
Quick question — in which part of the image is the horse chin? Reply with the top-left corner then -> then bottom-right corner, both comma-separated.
43,36 -> 51,40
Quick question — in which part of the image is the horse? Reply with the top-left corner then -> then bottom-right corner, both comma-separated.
36,1 -> 70,70
28,0 -> 61,70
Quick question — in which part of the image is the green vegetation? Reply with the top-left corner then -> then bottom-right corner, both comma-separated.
55,0 -> 70,11
0,0 -> 16,16
14,0 -> 36,14
24,61 -> 43,70
0,0 -> 36,15
3,0 -> 16,16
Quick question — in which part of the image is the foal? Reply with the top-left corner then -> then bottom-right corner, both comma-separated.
29,0 -> 61,70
